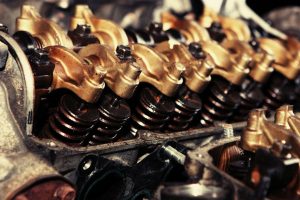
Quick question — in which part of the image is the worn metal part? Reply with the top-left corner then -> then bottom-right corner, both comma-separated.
198,7 -> 219,28
78,44 -> 141,99
154,41 -> 214,131
196,7 -> 252,41
0,11 -> 249,170
16,5 -> 73,48
275,105 -> 300,137
155,41 -> 214,94
161,12 -> 211,43
70,5 -> 129,50
221,39 -> 274,83
46,93 -> 99,145
158,136 -> 256,200
130,43 -> 185,97
259,38 -> 300,80
0,31 -> 75,200
89,91 -> 131,144
47,46 -> 106,103
241,108 -> 300,157
201,40 -> 250,85
219,17 -> 251,41
221,39 -> 274,121
259,38 -> 300,109
28,121 -> 246,173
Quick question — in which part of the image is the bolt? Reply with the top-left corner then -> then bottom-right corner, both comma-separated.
207,22 -> 226,43
0,24 -> 8,33
30,48 -> 50,65
210,22 -> 222,30
161,145 -> 186,165
74,24 -> 91,36
0,42 -> 8,71
149,22 -> 163,33
116,45 -> 131,60
249,39 -> 260,51
53,185 -> 76,200
188,42 -> 205,59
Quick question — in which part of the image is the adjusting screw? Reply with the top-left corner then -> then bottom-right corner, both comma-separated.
116,45 -> 132,60
74,24 -> 92,36
188,42 -> 205,59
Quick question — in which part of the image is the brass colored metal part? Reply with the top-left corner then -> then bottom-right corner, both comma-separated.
249,51 -> 274,83
242,108 -> 300,157
198,7 -> 219,28
201,41 -> 250,85
16,5 -> 73,48
161,12 -> 210,43
221,40 -> 254,59
70,5 -> 129,50
47,46 -> 106,103
155,41 -> 214,93
275,105 -> 300,137
222,40 -> 274,83
78,44 -> 141,99
259,38 -> 300,80
130,43 -> 185,97
198,8 -> 251,41
219,17 -> 251,41
286,37 -> 300,58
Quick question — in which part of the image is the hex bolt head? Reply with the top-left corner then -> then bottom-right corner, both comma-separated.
116,45 -> 131,60
210,22 -> 222,30
207,22 -> 226,43
188,42 -> 205,59
32,49 -> 49,61
149,22 -> 163,33
249,39 -> 260,51
74,24 -> 91,35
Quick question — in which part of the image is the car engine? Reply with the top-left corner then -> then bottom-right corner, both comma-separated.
0,0 -> 299,199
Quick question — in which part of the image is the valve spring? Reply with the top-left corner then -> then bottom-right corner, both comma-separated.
130,86 -> 175,134
167,85 -> 202,131
234,77 -> 264,121
47,94 -> 99,145
263,71 -> 293,110
88,91 -> 131,145
198,76 -> 241,127
13,31 -> 43,54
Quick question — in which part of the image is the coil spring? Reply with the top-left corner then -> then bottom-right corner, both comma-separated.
47,94 -> 99,145
198,76 -> 241,127
167,86 -> 202,131
234,77 -> 265,121
263,72 -> 292,110
130,86 -> 175,134
88,92 -> 131,145
13,31 -> 43,54
218,145 -> 252,181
